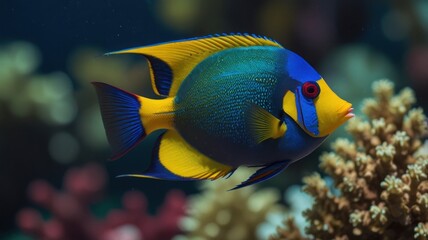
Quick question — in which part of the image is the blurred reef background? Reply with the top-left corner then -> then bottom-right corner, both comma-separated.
1,0 -> 427,239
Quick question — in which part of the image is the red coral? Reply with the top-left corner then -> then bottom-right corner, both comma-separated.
16,163 -> 187,240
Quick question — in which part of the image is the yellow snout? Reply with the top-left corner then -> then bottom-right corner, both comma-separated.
315,79 -> 353,136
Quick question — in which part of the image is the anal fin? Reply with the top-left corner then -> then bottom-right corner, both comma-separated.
230,160 -> 291,190
120,130 -> 233,181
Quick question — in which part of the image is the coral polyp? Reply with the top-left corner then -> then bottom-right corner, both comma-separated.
178,169 -> 285,240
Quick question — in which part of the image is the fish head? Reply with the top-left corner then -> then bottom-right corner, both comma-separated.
282,51 -> 353,137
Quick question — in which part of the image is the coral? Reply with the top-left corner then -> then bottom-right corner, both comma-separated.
0,42 -> 77,126
177,169 -> 285,240
283,185 -> 314,234
16,163 -> 187,240
271,79 -> 428,240
0,41 -> 84,165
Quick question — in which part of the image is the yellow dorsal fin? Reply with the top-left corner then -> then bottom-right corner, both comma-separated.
106,33 -> 283,97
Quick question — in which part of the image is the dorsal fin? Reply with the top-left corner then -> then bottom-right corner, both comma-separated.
106,33 -> 283,97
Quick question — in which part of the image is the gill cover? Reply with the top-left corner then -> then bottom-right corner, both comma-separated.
295,86 -> 319,136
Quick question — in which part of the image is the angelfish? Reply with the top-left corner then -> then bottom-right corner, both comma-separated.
93,33 -> 354,189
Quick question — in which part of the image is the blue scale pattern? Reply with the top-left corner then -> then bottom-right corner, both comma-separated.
173,46 -> 293,166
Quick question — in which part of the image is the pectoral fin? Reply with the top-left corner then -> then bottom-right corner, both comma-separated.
230,160 -> 291,190
247,104 -> 287,143
119,130 -> 234,181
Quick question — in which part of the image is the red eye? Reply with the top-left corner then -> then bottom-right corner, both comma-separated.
302,81 -> 320,99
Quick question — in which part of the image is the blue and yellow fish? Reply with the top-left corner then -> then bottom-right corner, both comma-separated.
93,33 -> 354,189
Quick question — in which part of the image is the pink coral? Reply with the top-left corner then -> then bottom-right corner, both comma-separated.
16,163 -> 186,240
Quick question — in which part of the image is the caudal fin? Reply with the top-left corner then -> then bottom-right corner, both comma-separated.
92,82 -> 146,160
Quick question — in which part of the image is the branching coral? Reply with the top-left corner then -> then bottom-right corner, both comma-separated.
271,79 -> 428,240
16,163 -> 187,240
178,169 -> 285,240
0,42 -> 77,126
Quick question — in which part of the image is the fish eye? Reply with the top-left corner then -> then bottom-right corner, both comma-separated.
301,81 -> 320,99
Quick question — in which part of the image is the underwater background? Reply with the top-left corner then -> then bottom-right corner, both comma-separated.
1,0 -> 427,239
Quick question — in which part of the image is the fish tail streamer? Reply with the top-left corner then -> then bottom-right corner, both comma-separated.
92,82 -> 174,160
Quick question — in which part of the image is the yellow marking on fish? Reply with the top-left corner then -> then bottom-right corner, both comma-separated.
138,97 -> 175,135
159,131 -> 233,179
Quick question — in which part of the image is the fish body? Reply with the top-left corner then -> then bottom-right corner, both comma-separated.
173,46 -> 324,166
93,34 -> 353,189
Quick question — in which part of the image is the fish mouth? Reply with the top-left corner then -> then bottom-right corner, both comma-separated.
344,107 -> 355,119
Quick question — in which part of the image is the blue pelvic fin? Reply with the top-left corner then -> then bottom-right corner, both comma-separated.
104,33 -> 283,97
92,82 -> 145,160
295,86 -> 319,136
247,103 -> 287,143
118,130 -> 234,181
230,160 -> 291,190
